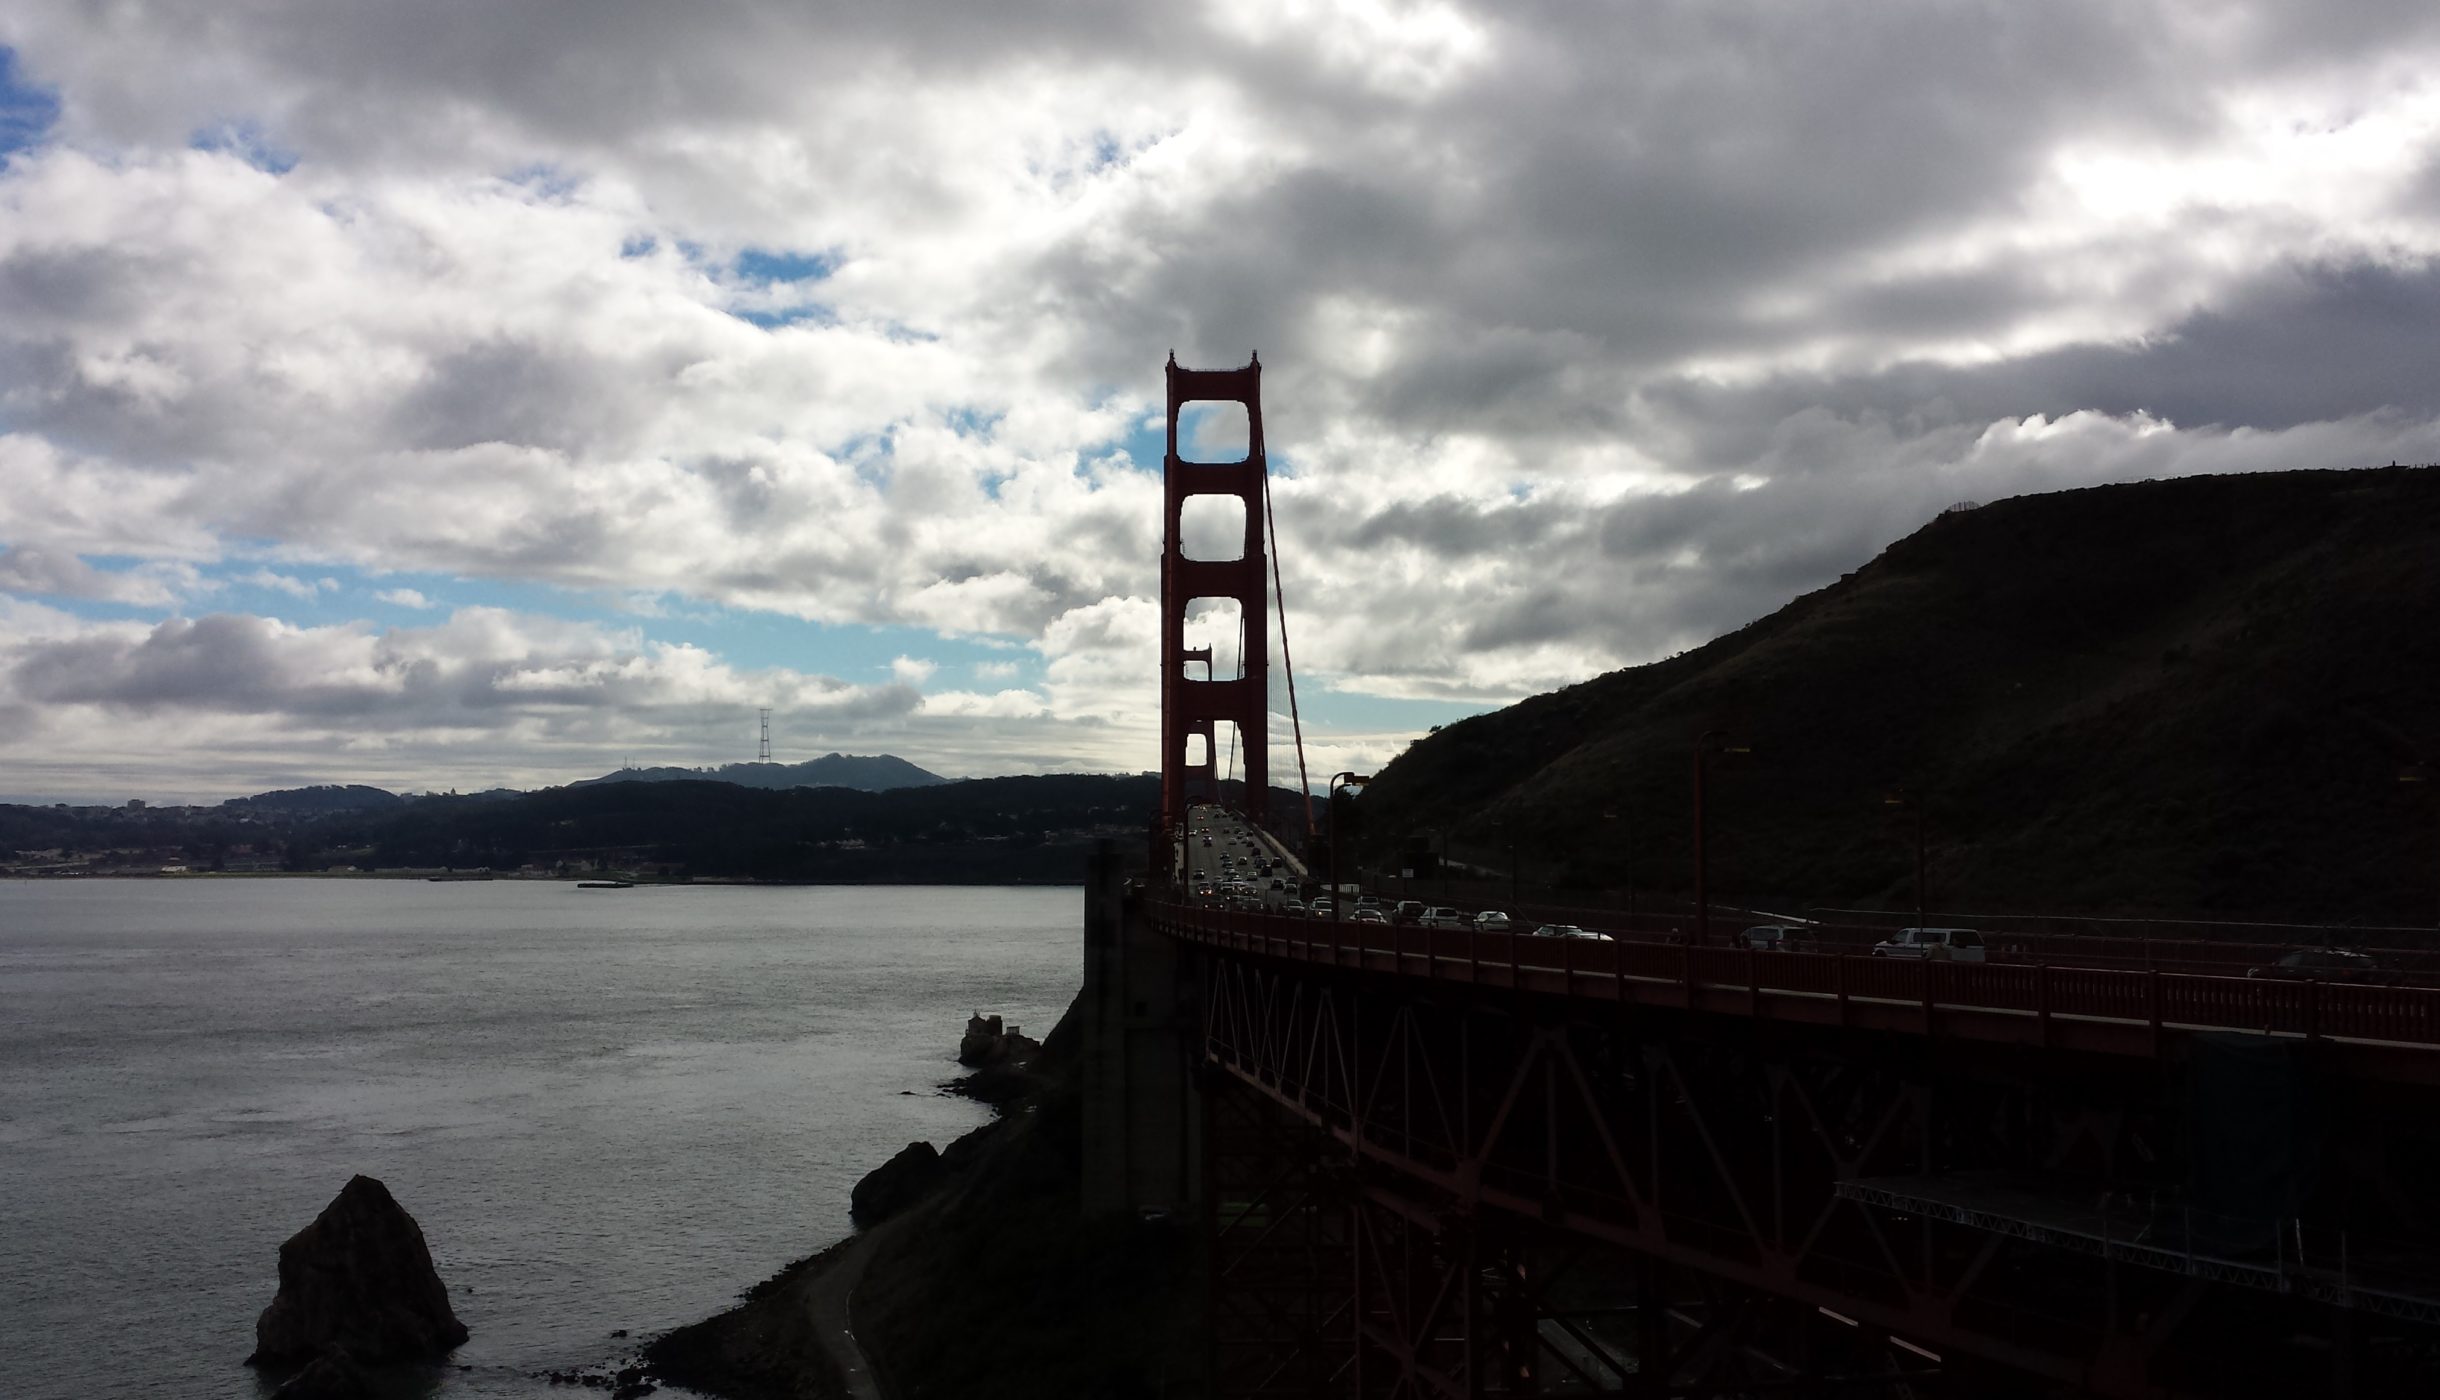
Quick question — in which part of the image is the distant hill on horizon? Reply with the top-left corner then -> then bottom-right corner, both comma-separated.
572,752 -> 950,793
222,784 -> 406,814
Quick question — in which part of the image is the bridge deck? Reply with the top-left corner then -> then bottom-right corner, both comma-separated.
1151,901 -> 2440,1081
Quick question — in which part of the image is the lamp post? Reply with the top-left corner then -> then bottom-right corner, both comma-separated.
1884,790 -> 1927,924
1328,771 -> 1370,924
2405,763 -> 2436,929
1692,731 -> 1750,946
1604,807 -> 1630,927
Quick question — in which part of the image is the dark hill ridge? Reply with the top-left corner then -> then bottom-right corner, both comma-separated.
1355,465 -> 2440,924
223,784 -> 406,813
572,751 -> 947,793
293,774 -> 1304,883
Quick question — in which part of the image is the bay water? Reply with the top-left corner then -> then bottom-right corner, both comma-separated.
0,879 -> 1081,1399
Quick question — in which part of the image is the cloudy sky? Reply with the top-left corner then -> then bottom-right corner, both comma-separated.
3,1 -> 2438,803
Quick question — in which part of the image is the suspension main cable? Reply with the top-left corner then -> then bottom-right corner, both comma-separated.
1264,467 -> 1317,843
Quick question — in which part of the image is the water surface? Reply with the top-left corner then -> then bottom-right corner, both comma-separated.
0,878 -> 1080,1400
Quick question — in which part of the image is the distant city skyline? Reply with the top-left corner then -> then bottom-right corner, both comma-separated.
3,2 -> 2439,800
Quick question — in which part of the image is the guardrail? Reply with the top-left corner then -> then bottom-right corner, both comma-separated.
1147,901 -> 2440,1063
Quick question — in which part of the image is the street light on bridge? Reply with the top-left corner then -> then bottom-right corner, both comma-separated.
1328,771 -> 1370,924
1692,731 -> 1750,947
2404,762 -> 2436,929
1884,789 -> 1928,924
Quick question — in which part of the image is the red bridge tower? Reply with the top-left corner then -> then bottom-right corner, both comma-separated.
1160,353 -> 1268,834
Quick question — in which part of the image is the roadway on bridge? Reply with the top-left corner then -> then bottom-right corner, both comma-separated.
1180,803 -> 1302,911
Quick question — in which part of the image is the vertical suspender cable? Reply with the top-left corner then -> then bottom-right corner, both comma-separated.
1224,610 -> 1243,785
1264,469 -> 1317,843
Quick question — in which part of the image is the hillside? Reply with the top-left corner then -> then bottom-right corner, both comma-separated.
259,774 -> 1297,883
1353,465 -> 2440,925
222,784 -> 406,814
572,752 -> 947,792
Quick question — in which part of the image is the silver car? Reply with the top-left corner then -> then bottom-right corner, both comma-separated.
1870,927 -> 1986,962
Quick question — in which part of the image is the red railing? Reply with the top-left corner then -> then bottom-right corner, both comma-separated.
1148,902 -> 2440,1061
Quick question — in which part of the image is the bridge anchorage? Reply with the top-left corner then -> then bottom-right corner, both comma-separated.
1082,356 -> 2440,1399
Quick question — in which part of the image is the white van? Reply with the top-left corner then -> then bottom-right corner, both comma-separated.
1871,927 -> 1986,962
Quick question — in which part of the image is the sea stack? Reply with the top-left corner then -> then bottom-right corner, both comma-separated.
248,1175 -> 469,1369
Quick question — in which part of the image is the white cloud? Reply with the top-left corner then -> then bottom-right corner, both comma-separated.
0,545 -> 199,605
239,570 -> 338,600
374,587 -> 434,608
1,1 -> 2438,795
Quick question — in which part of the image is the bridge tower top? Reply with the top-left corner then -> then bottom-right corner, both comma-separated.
1161,354 -> 1269,834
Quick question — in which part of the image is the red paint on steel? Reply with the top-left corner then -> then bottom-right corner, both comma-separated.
1161,353 -> 1269,831
1154,903 -> 2440,1076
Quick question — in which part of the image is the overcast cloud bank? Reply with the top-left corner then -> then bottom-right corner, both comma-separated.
2,2 -> 2437,800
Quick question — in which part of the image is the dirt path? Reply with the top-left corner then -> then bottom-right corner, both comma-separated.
803,1217 -> 896,1400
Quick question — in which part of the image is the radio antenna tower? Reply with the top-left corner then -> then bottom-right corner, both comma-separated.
758,707 -> 773,762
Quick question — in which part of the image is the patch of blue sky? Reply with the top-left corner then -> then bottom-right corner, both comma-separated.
20,556 -> 1049,693
941,405 -> 1006,438
639,606 -> 1043,690
503,163 -> 584,201
619,235 -> 659,259
1122,419 -> 1168,472
735,247 -> 838,283
731,303 -> 835,330
726,247 -> 840,329
189,120 -> 297,175
0,46 -> 61,162
1119,400 -> 1306,483
1301,688 -> 1495,734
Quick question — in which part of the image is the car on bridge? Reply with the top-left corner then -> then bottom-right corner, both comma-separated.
1530,923 -> 1607,940
2246,947 -> 2389,982
1740,924 -> 1803,951
1308,898 -> 1335,920
1473,910 -> 1514,933
1419,907 -> 1470,930
1391,900 -> 1426,926
1352,907 -> 1390,926
1871,927 -> 1987,961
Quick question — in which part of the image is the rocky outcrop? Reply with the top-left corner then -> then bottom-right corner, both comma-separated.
959,1012 -> 1020,1066
954,1011 -> 1045,1106
249,1175 -> 470,1369
851,1141 -> 946,1226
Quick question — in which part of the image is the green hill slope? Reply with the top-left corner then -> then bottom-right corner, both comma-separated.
1352,465 -> 2440,925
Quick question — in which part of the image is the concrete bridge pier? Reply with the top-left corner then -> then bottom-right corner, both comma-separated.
1082,842 -> 1203,1215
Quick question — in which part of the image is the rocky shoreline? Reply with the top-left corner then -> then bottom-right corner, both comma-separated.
642,999 -> 1200,1400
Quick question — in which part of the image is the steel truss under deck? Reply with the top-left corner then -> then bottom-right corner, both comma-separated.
1194,947 -> 2440,1398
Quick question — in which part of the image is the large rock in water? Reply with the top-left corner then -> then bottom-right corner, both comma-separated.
851,1141 -> 946,1225
958,1012 -> 1009,1066
249,1175 -> 469,1368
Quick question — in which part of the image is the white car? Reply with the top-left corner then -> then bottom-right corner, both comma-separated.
1871,927 -> 1987,962
1418,907 -> 1470,930
1530,923 -> 1608,940
1473,910 -> 1514,933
